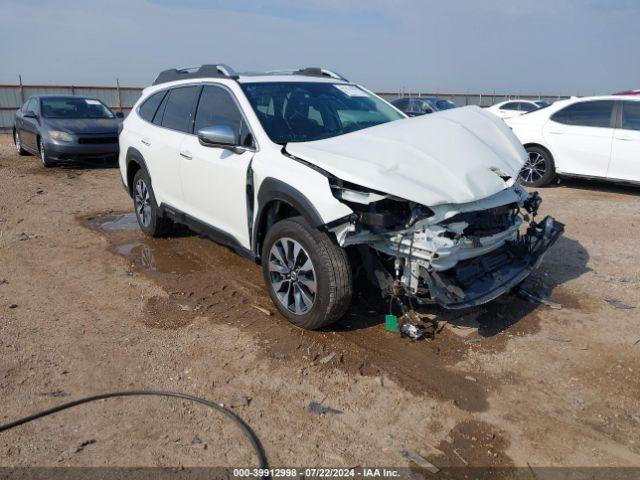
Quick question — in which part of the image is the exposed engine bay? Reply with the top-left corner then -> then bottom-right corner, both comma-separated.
327,178 -> 564,309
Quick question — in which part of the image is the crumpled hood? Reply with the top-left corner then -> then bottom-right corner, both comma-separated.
285,106 -> 527,206
43,118 -> 121,135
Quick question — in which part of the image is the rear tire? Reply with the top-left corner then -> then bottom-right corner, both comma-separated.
262,216 -> 352,330
519,146 -> 555,187
14,130 -> 28,156
132,169 -> 173,237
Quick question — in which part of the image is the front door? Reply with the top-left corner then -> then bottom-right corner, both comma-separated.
179,84 -> 256,249
543,100 -> 615,178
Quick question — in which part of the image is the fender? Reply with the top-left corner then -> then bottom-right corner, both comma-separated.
124,147 -> 150,197
253,177 -> 325,254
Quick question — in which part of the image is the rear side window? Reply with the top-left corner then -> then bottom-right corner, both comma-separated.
161,86 -> 200,133
194,85 -> 243,137
621,101 -> 640,131
519,102 -> 537,112
138,91 -> 166,122
501,102 -> 519,110
551,101 -> 615,128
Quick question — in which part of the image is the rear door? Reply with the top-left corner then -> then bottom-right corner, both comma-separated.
148,85 -> 200,210
608,100 -> 640,182
179,84 -> 256,248
543,100 -> 615,177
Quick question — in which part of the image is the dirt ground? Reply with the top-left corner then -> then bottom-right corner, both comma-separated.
1,134 -> 639,475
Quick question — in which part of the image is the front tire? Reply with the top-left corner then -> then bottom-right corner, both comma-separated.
14,130 -> 28,156
262,217 -> 352,330
519,146 -> 555,187
132,169 -> 173,237
39,138 -> 54,168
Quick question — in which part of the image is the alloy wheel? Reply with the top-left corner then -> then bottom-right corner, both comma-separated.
268,237 -> 317,315
134,178 -> 152,228
520,151 -> 547,184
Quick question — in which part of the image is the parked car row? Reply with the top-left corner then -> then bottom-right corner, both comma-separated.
11,66 -> 636,329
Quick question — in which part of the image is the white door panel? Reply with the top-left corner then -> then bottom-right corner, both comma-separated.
144,126 -> 186,209
609,129 -> 640,182
179,135 -> 254,248
543,120 -> 613,177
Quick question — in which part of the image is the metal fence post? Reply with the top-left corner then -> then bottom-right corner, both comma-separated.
116,78 -> 122,112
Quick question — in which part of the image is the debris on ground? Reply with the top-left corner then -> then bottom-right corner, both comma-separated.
18,232 -> 30,241
548,336 -> 571,343
517,287 -> 562,309
399,450 -> 439,473
605,298 -> 635,310
0,278 -> 8,285
453,448 -> 468,465
8,303 -> 18,309
74,439 -> 96,453
38,390 -> 68,397
229,393 -> 251,408
400,322 -> 426,340
251,304 -> 272,316
464,375 -> 477,383
317,352 -> 336,364
191,435 -> 202,445
385,314 -> 399,332
274,351 -> 285,360
308,401 -> 342,415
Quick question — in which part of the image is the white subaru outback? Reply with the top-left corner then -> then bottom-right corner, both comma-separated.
119,65 -> 563,329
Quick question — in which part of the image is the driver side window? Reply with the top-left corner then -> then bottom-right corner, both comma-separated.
194,85 -> 252,147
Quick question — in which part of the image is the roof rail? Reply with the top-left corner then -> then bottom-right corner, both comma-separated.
153,64 -> 238,85
266,67 -> 349,82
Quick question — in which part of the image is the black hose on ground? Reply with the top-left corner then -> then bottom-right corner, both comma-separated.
0,390 -> 269,475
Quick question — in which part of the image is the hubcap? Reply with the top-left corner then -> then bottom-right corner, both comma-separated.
520,151 -> 547,184
134,179 -> 152,227
268,237 -> 317,315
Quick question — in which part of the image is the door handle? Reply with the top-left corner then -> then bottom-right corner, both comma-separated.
179,151 -> 193,160
615,135 -> 633,141
141,138 -> 151,146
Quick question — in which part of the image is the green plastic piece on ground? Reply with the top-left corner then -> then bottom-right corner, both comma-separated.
385,314 -> 399,331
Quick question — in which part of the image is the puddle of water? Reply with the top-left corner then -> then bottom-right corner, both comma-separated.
116,241 -> 204,275
89,213 -> 140,231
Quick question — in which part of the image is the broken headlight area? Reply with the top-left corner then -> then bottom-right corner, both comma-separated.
329,178 -> 434,233
328,181 -> 563,310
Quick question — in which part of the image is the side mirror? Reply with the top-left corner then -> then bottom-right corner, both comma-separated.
423,107 -> 434,114
115,111 -> 124,119
197,125 -> 237,149
24,111 -> 37,119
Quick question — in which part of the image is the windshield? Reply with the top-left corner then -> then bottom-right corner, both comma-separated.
434,99 -> 457,110
41,97 -> 115,119
241,82 -> 404,144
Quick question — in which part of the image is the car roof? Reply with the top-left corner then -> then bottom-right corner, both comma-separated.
31,94 -> 101,100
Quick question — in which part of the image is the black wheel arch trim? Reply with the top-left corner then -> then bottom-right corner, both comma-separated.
253,177 -> 325,256
125,147 -> 150,197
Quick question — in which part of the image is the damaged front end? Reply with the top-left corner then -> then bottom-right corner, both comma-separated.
328,179 -> 564,309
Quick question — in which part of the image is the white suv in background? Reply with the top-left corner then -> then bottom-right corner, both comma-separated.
119,65 -> 563,329
507,96 -> 640,186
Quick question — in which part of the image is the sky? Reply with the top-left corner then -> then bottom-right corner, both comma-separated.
0,0 -> 639,95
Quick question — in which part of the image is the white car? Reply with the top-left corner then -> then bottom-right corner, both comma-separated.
118,64 -> 562,329
486,100 -> 542,119
507,95 -> 640,187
